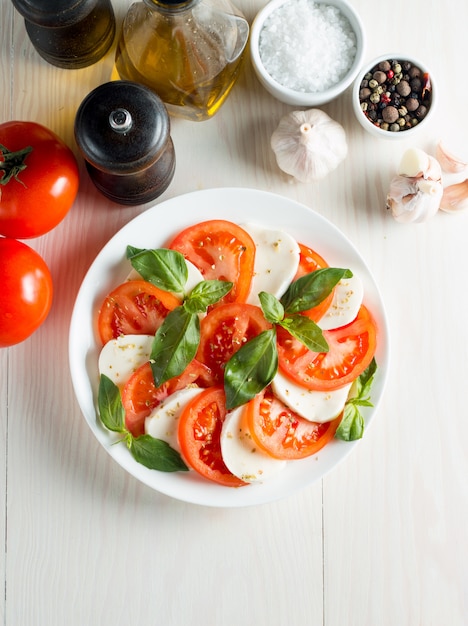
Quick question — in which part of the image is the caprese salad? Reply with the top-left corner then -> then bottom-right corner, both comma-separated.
96,219 -> 378,487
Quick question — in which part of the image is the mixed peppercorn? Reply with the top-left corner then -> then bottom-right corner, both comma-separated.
358,59 -> 432,132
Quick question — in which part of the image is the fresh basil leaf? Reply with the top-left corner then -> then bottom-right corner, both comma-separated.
347,358 -> 377,408
98,374 -> 125,433
335,403 -> 365,441
98,374 -> 189,473
280,268 -> 353,313
126,247 -> 188,293
279,314 -> 329,353
224,329 -> 278,409
335,358 -> 378,441
184,280 -> 233,314
259,291 -> 284,324
150,306 -> 200,387
129,435 -> 189,472
354,357 -> 377,398
348,397 -> 374,409
126,245 -> 144,259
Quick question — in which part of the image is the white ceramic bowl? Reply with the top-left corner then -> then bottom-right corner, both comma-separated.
69,188 -> 390,508
352,53 -> 437,139
250,0 -> 365,106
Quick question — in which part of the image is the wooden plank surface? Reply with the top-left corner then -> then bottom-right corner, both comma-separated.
1,0 -> 467,624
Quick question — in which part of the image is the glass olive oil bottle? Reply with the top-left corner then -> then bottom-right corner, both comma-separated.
114,0 -> 249,121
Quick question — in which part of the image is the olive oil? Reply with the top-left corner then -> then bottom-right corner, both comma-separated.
114,0 -> 249,121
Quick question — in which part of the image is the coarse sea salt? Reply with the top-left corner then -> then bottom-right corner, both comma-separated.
259,0 -> 357,93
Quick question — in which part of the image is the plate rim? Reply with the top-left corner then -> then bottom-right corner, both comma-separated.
69,187 -> 391,508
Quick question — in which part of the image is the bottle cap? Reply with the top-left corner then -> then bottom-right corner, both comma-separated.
74,81 -> 172,174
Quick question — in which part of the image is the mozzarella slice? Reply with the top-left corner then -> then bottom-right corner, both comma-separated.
98,334 -> 154,387
127,259 -> 204,301
318,272 -> 364,330
241,222 -> 300,306
145,387 -> 205,454
220,406 -> 286,483
271,369 -> 351,423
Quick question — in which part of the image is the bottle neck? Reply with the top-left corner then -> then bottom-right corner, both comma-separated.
143,0 -> 200,13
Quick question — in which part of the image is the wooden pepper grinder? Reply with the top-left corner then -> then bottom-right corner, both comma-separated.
74,81 -> 176,206
11,0 -> 116,69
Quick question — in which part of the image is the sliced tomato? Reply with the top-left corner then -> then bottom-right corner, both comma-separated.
246,387 -> 341,460
277,304 -> 377,391
122,359 -> 214,437
168,220 -> 256,305
98,280 -> 180,344
196,302 -> 271,383
178,387 -> 247,487
294,243 -> 334,322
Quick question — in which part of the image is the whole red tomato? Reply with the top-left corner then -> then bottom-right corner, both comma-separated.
0,121 -> 79,238
0,238 -> 53,347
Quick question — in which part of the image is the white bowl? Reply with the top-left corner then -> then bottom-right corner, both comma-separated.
69,188 -> 390,508
352,53 -> 437,139
250,0 -> 365,106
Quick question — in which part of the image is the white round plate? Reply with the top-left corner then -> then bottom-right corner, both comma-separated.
69,188 -> 390,507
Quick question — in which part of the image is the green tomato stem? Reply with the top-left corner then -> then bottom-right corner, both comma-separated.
0,143 -> 33,185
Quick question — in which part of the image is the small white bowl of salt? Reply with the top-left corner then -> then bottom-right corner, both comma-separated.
250,0 -> 365,106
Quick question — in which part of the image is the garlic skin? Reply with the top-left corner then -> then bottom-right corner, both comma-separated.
435,141 -> 468,174
437,142 -> 468,212
386,174 -> 443,224
440,179 -> 468,213
270,109 -> 347,183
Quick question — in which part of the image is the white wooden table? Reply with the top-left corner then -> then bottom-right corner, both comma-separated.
2,1 -> 467,624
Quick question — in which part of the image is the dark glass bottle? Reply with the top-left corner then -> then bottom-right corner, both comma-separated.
74,81 -> 176,206
11,0 -> 116,69
114,0 -> 249,121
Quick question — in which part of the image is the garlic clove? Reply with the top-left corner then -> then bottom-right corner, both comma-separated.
271,109 -> 347,183
416,178 -> 443,196
386,174 -> 443,223
435,141 -> 468,174
439,179 -> 468,212
422,155 -> 442,182
398,147 -> 441,181
398,147 -> 429,177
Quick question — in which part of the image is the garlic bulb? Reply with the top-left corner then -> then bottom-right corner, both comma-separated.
386,175 -> 443,224
386,143 -> 468,222
270,109 -> 347,183
386,148 -> 443,223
